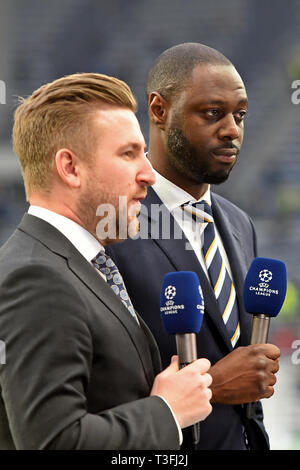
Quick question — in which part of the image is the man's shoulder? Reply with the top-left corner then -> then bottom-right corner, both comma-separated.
212,191 -> 252,222
0,226 -> 31,267
0,221 -> 67,284
0,226 -> 89,319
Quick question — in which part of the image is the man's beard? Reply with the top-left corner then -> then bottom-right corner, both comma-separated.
77,187 -> 140,243
77,187 -> 110,239
167,127 -> 236,185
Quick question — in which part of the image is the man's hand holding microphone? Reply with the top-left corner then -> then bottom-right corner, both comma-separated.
151,271 -> 211,444
201,258 -> 286,412
151,355 -> 212,429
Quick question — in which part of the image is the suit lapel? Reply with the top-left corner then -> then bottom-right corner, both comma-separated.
67,253 -> 157,387
18,213 -> 156,387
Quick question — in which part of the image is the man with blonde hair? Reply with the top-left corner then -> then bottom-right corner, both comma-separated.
0,73 -> 212,450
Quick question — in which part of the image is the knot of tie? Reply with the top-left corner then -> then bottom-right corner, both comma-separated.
181,200 -> 213,223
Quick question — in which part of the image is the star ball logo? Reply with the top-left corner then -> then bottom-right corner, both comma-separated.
164,285 -> 176,300
259,269 -> 273,286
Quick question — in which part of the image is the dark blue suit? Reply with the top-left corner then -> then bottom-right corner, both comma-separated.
107,187 -> 270,450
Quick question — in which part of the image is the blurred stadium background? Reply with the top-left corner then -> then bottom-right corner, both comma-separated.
0,0 -> 300,450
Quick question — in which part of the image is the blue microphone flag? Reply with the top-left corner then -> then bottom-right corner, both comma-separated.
160,271 -> 204,334
243,257 -> 287,317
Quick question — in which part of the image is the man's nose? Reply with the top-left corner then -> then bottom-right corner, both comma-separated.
137,155 -> 156,187
218,114 -> 240,141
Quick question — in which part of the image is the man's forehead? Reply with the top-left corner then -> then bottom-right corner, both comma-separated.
91,106 -> 146,147
93,105 -> 136,124
92,106 -> 142,134
184,64 -> 247,100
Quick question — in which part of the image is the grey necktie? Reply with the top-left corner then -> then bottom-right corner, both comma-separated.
92,251 -> 139,325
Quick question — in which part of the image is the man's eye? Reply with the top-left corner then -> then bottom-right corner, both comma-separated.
206,109 -> 220,117
235,110 -> 248,121
123,151 -> 134,158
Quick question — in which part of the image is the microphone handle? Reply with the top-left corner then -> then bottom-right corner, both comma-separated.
175,333 -> 200,448
250,314 -> 271,344
246,314 -> 270,419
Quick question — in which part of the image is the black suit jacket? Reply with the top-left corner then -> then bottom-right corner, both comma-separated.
0,214 -> 179,450
107,187 -> 270,450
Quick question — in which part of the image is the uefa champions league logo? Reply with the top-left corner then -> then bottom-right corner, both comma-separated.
162,282 -> 204,313
259,269 -> 273,283
259,269 -> 273,287
249,268 -> 278,297
164,285 -> 176,300
164,284 -> 177,308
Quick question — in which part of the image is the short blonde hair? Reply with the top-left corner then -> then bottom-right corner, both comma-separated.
13,73 -> 137,199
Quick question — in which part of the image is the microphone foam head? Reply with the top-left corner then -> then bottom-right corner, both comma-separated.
160,271 -> 204,334
243,257 -> 287,317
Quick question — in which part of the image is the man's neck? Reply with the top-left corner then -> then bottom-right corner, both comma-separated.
147,150 -> 208,201
29,195 -> 86,232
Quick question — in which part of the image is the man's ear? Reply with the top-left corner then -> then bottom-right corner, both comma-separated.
148,92 -> 169,128
55,148 -> 81,189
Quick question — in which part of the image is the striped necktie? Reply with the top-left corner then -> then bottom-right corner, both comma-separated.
182,201 -> 240,347
92,251 -> 140,325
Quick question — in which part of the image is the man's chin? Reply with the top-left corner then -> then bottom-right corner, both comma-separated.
193,166 -> 233,185
127,216 -> 140,239
207,172 -> 231,185
102,216 -> 140,245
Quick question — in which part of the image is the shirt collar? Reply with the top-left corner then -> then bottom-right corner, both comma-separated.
152,169 -> 211,211
28,205 -> 104,262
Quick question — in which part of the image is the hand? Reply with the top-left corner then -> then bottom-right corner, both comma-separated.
210,344 -> 280,404
150,355 -> 212,429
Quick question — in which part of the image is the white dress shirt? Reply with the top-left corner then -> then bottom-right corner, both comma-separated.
27,205 -> 183,445
152,170 -> 234,280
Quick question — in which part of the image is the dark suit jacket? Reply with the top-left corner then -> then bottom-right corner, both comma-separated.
107,187 -> 270,450
0,214 -> 179,450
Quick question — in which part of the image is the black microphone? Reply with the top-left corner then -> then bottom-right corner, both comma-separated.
243,257 -> 287,418
160,271 -> 204,448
